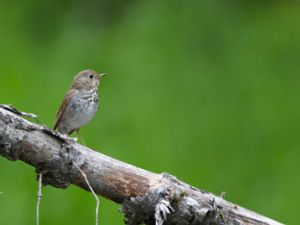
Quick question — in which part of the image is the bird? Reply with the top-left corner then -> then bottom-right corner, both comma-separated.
53,69 -> 106,138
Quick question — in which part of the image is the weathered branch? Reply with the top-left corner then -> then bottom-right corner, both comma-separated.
0,105 -> 283,225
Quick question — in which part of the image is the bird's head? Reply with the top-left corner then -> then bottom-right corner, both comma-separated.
71,69 -> 106,90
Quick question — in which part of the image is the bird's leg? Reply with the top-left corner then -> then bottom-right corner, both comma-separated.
76,129 -> 86,145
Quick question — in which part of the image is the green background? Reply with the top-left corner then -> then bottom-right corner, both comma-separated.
0,1 -> 298,224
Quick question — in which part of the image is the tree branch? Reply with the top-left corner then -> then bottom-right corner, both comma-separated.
0,105 -> 283,225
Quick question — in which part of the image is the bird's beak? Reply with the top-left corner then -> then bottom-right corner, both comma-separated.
99,73 -> 106,79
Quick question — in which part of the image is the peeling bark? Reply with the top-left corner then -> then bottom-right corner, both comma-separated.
0,105 -> 283,225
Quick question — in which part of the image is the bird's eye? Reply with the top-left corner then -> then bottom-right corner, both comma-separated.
89,74 -> 94,79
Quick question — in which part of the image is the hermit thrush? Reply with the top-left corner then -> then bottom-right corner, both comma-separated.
53,69 -> 106,135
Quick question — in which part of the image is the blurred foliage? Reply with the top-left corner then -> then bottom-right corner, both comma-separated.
0,0 -> 299,224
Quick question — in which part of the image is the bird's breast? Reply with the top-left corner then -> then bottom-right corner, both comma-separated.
67,90 -> 99,127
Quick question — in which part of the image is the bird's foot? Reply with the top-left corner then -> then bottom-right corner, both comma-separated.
61,134 -> 77,143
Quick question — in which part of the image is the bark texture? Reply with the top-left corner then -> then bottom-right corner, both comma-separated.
0,105 -> 283,225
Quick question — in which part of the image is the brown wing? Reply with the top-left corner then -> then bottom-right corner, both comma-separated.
53,89 -> 77,130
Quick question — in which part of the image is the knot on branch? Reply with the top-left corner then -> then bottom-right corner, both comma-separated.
122,171 -> 229,225
122,187 -> 173,225
155,197 -> 174,225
